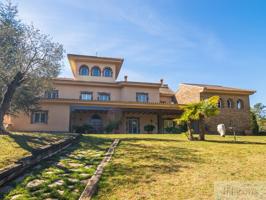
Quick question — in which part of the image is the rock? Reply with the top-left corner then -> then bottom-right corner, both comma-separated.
68,162 -> 83,168
26,179 -> 45,188
79,173 -> 89,179
56,162 -> 66,168
68,178 -> 79,183
10,194 -> 23,200
45,171 -> 54,175
48,180 -> 64,188
57,190 -> 64,195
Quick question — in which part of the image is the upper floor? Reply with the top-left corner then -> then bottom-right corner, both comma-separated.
175,83 -> 256,112
43,54 -> 256,107
43,54 -> 176,104
68,54 -> 123,82
44,77 -> 175,104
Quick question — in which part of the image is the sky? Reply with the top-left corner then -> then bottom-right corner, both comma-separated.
11,0 -> 266,105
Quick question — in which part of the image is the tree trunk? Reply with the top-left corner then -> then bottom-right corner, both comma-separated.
187,121 -> 194,141
0,72 -> 24,134
199,117 -> 205,141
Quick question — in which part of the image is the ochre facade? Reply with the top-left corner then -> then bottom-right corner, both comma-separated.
5,54 -> 256,134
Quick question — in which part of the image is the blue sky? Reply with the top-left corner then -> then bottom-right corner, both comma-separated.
14,0 -> 266,105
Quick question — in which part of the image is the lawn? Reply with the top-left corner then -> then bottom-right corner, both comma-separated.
90,134 -> 266,200
0,132 -> 74,170
2,135 -> 112,200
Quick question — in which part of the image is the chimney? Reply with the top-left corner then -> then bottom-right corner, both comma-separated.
160,78 -> 164,86
124,75 -> 128,82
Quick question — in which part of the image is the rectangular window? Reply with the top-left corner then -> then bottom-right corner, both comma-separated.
31,111 -> 48,124
98,93 -> 111,101
136,93 -> 149,103
45,90 -> 59,99
80,91 -> 93,101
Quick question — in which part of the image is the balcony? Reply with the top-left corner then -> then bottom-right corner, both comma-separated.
41,98 -> 183,111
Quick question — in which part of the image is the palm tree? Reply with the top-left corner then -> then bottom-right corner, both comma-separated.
175,96 -> 220,141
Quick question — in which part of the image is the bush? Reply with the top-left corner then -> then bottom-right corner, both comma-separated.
250,112 -> 259,135
104,120 -> 120,133
144,124 -> 155,133
165,125 -> 187,134
73,124 -> 94,134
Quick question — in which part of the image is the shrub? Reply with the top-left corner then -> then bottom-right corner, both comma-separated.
144,124 -> 155,133
73,124 -> 94,134
104,120 -> 120,133
250,111 -> 259,135
165,124 -> 187,134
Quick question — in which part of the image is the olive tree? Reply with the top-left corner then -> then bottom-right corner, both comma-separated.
0,1 -> 64,133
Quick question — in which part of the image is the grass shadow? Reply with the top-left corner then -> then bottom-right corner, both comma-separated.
205,140 -> 266,145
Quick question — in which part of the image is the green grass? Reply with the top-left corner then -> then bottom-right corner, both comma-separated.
90,134 -> 266,200
2,135 -> 112,200
0,132 -> 74,170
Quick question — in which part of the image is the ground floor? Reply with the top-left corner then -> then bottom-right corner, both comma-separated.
5,101 -> 252,134
7,103 -> 182,134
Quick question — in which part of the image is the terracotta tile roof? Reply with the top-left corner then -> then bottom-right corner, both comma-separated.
159,86 -> 175,96
182,83 -> 256,94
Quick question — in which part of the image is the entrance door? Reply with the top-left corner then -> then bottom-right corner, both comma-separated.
90,114 -> 103,133
127,118 -> 140,134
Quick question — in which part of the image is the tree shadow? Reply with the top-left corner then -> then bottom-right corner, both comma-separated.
205,140 -> 266,145
7,132 -> 65,154
1,135 -> 113,199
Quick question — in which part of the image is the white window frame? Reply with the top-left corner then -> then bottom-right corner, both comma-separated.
136,93 -> 149,103
46,90 -> 59,99
32,111 -> 48,124
98,93 -> 110,101
80,92 -> 93,101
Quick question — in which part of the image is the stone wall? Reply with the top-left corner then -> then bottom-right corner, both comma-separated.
200,92 -> 251,133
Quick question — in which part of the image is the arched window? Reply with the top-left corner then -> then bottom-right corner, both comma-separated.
227,99 -> 233,108
218,98 -> 223,108
79,65 -> 89,76
237,99 -> 244,110
103,67 -> 113,77
91,66 -> 101,76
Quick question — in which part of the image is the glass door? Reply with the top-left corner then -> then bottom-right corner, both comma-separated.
127,118 -> 140,134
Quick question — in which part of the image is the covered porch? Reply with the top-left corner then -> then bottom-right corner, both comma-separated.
69,105 -> 182,133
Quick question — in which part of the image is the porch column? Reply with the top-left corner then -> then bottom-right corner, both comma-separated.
157,112 -> 163,133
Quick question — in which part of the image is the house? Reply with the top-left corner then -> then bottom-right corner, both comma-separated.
5,54 -> 256,134
175,83 -> 255,134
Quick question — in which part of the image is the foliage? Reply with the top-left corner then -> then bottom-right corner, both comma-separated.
73,124 -> 94,134
175,96 -> 220,140
252,103 -> 266,120
164,124 -> 187,134
144,124 -> 155,133
252,103 -> 266,132
104,120 -> 120,133
0,1 -> 64,133
250,111 -> 259,135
